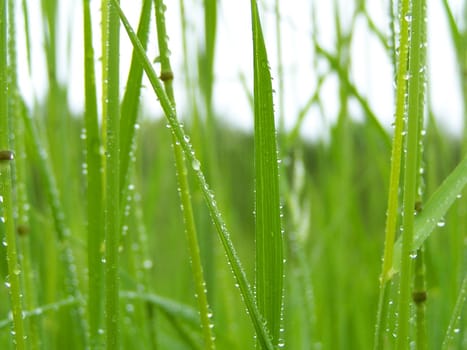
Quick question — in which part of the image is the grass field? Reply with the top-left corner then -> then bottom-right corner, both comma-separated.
0,0 -> 466,349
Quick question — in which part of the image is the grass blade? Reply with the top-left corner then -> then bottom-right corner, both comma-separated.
111,2 -> 274,348
119,0 -> 152,196
102,1 -> 121,348
22,107 -> 88,346
83,0 -> 104,347
154,0 -> 215,347
442,273 -> 467,350
0,3 -> 26,348
396,0 -> 427,346
391,154 -> 467,274
251,0 -> 284,346
0,297 -> 81,330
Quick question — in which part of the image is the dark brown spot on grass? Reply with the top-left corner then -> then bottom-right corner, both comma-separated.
0,150 -> 14,161
159,71 -> 174,82
412,291 -> 427,304
17,225 -> 29,237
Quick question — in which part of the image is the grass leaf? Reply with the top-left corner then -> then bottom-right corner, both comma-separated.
83,0 -> 104,347
391,155 -> 467,275
251,1 -> 284,346
102,1 -> 121,348
0,1 -> 26,347
112,2 -> 274,348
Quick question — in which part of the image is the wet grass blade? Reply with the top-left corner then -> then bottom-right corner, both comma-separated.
0,1 -> 26,347
22,108 -> 88,346
442,273 -> 467,349
102,1 -> 121,349
83,0 -> 103,347
111,1 -> 274,348
119,0 -> 152,196
391,155 -> 467,274
251,0 -> 284,346
154,0 -> 215,347
396,0 -> 426,346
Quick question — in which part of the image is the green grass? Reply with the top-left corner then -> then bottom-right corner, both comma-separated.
0,0 -> 466,349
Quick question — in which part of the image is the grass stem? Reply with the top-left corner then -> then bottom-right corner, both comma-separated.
102,1 -> 121,348
154,0 -> 216,347
396,0 -> 426,347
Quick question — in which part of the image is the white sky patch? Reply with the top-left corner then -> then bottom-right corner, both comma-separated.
16,0 -> 465,140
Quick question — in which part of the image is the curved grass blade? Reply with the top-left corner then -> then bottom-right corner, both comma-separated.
391,155 -> 467,275
0,297 -> 81,330
121,291 -> 200,327
111,2 -> 274,348
251,0 -> 284,346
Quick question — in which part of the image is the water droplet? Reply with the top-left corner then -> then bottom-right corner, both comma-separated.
191,159 -> 200,171
143,260 -> 153,269
437,219 -> 446,227
454,328 -> 460,333
126,304 -> 135,313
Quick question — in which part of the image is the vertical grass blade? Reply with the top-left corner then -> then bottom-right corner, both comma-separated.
396,0 -> 426,347
0,3 -> 26,348
250,0 -> 284,347
102,1 -> 120,348
119,0 -> 152,196
22,106 -> 88,346
201,0 -> 217,110
274,0 -> 285,138
154,0 -> 215,348
111,2 -> 274,348
374,0 -> 413,347
83,0 -> 103,347
10,7 -> 40,348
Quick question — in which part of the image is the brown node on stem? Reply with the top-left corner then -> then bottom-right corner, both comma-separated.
412,290 -> 427,304
414,201 -> 423,214
0,150 -> 14,161
160,71 -> 174,82
17,224 -> 29,237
